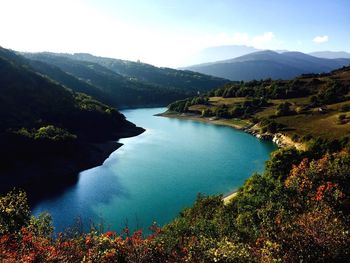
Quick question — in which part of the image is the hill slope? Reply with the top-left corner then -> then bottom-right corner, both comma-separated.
165,65 -> 350,142
182,44 -> 260,66
0,48 -> 143,197
22,52 -> 228,108
183,50 -> 350,81
66,53 -> 228,93
309,51 -> 350,59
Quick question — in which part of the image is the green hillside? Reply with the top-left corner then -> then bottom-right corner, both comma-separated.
22,52 -> 228,108
0,50 -> 143,195
70,53 -> 228,93
166,66 -> 350,145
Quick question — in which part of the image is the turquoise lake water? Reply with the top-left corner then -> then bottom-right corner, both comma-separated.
33,108 -> 277,233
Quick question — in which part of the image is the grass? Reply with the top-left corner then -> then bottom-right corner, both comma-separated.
209,97 -> 247,105
189,97 -> 247,114
174,67 -> 350,141
188,94 -> 350,140
277,111 -> 350,139
223,118 -> 251,127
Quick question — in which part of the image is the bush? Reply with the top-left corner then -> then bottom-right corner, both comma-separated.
338,114 -> 347,124
201,108 -> 213,117
34,125 -> 77,141
340,104 -> 350,112
275,102 -> 293,116
14,125 -> 77,141
291,133 -> 300,142
338,114 -> 346,120
0,190 -> 30,234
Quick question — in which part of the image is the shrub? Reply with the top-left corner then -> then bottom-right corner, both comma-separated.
34,125 -> 77,141
0,190 -> 30,234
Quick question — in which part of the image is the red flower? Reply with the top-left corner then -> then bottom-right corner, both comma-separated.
104,231 -> 116,238
85,236 -> 92,245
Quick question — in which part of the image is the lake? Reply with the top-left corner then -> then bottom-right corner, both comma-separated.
33,108 -> 277,233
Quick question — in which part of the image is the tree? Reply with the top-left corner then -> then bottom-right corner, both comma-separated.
265,147 -> 303,181
275,102 -> 292,116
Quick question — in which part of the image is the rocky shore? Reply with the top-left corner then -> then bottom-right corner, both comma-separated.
244,123 -> 306,150
160,111 -> 306,150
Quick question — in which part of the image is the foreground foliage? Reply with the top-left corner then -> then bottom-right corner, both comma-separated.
1,147 -> 349,262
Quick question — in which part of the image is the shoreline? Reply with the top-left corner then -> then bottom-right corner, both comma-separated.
158,110 -> 306,204
158,111 -> 306,150
1,126 -> 145,207
223,191 -> 238,205
156,111 -> 251,130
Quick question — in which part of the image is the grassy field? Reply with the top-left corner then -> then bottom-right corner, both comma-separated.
209,97 -> 247,105
277,113 -> 350,139
224,118 -> 251,127
187,95 -> 350,140
173,67 -> 350,142
189,97 -> 246,113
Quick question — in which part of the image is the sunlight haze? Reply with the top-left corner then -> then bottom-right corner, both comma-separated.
1,0 -> 349,67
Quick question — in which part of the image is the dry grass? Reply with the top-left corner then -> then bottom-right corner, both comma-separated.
209,97 -> 247,105
187,73 -> 350,140
276,111 -> 350,139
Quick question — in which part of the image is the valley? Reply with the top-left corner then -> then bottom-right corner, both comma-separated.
1,1 -> 350,259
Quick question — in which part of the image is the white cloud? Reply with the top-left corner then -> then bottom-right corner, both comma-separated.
313,35 -> 329,44
251,32 -> 275,48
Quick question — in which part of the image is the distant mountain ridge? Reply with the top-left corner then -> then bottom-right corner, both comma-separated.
184,45 -> 259,66
309,51 -> 350,59
22,52 -> 228,108
183,50 -> 350,81
182,44 -> 350,67
64,52 -> 228,94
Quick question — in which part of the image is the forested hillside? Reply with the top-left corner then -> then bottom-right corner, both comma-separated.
61,53 -> 228,93
0,49 -> 143,196
22,52 -> 228,108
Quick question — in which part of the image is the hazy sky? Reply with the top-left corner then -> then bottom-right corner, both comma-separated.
1,0 -> 349,67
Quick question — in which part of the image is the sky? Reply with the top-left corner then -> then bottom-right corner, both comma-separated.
0,0 -> 349,67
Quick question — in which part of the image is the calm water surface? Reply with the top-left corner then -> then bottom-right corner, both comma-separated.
33,108 -> 276,232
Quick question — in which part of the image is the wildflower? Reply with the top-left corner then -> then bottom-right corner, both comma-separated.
104,231 -> 116,238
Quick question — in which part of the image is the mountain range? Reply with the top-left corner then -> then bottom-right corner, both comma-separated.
185,45 -> 259,65
182,50 -> 350,81
184,44 -> 350,66
309,51 -> 350,59
21,52 -> 228,108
